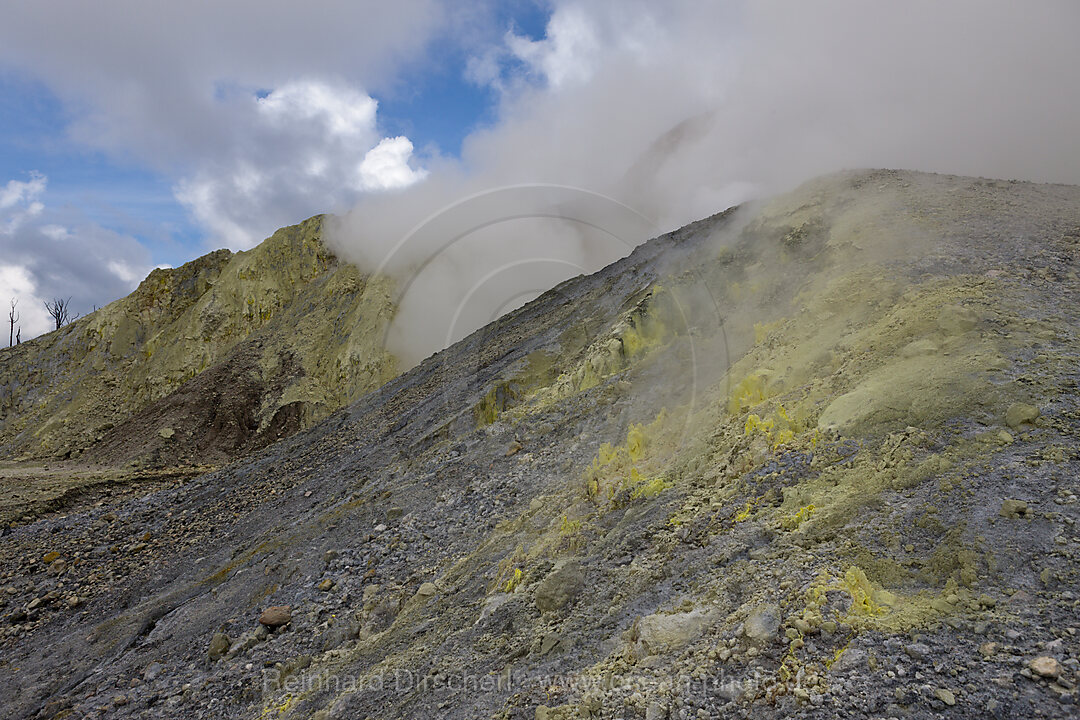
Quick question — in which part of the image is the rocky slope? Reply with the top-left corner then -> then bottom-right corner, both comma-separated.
1,170 -> 1079,719
0,216 -> 397,469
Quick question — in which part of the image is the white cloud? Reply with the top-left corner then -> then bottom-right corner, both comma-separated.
358,137 -> 428,191
0,174 -> 155,341
106,259 -> 147,287
172,79 -> 427,250
0,172 -> 47,234
506,4 -> 600,89
257,81 -> 379,139
0,264 -> 53,340
0,172 -> 46,210
0,2 -> 457,251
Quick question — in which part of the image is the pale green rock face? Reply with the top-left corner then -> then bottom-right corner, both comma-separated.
0,215 -> 398,467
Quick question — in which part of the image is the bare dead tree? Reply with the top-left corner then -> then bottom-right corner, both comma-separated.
43,297 -> 76,331
15,327 -> 20,344
7,298 -> 17,347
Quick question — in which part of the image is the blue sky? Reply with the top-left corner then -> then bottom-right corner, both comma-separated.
1,1 -> 1078,341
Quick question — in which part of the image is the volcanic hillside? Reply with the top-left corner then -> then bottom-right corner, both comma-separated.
2,170 -> 1080,720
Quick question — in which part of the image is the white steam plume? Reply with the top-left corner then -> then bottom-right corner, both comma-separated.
327,0 -> 1080,368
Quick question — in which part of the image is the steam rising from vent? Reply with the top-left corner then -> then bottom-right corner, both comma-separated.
326,0 -> 1080,368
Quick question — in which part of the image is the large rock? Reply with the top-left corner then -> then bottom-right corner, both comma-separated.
637,609 -> 715,654
999,499 -> 1029,518
259,606 -> 292,628
743,603 -> 781,644
535,562 -> 585,612
1029,656 -> 1061,678
1005,402 -> 1039,429
207,632 -> 230,661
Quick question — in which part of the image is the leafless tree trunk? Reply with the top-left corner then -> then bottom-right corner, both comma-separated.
15,328 -> 20,344
43,297 -> 76,331
8,298 -> 17,347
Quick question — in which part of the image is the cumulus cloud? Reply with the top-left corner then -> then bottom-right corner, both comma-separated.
172,79 -> 426,249
358,137 -> 429,191
329,0 -> 1080,366
0,2 -> 449,250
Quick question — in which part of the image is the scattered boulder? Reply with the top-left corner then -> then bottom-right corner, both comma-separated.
831,647 -> 868,674
934,688 -> 956,706
743,603 -> 782,644
1005,403 -> 1039,429
1029,656 -> 1061,679
637,609 -> 715,654
904,642 -> 932,661
317,578 -> 334,592
259,605 -> 292,628
158,427 -> 175,440
539,632 -> 562,655
535,562 -> 584,612
999,499 -> 1029,519
415,582 -> 438,599
208,632 -> 230,661
42,551 -> 60,564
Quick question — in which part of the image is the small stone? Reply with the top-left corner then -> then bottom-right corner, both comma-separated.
904,643 -> 931,661
323,550 -> 339,566
934,688 -> 956,706
42,551 -> 60,564
208,632 -> 230,661
386,507 -> 404,521
317,578 -> 334,592
978,642 -> 998,658
158,427 -> 175,439
113,695 -> 128,707
66,595 -> 80,609
506,441 -> 523,457
539,633 -> 561,656
1029,656 -> 1061,679
1005,403 -> 1039,429
416,582 -> 437,598
999,499 -> 1029,519
259,606 -> 292,628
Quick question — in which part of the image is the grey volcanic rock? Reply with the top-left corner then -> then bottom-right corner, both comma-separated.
534,562 -> 585,612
